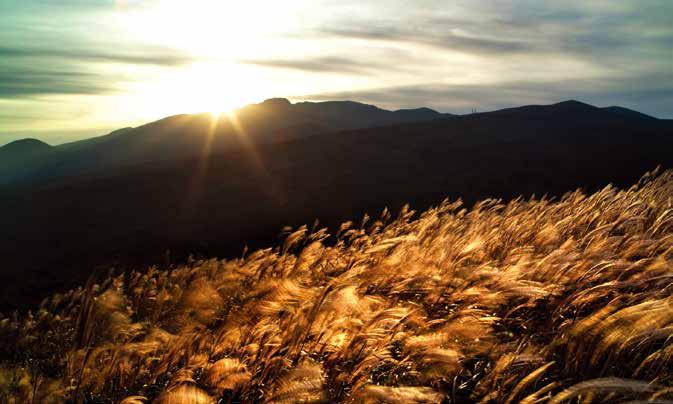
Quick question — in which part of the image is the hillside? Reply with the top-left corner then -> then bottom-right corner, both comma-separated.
1,100 -> 672,311
2,170 -> 673,403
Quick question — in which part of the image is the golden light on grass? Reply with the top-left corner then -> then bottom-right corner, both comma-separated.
3,169 -> 673,402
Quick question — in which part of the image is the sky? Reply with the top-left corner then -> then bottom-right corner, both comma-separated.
1,0 -> 672,145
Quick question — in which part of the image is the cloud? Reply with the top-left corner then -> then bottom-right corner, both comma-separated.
0,46 -> 194,67
0,1 -> 194,100
319,25 -> 535,55
0,43 -> 195,99
241,56 -> 406,75
0,65 -> 116,98
314,0 -> 673,65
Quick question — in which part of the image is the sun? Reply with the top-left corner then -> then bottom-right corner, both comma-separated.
189,63 -> 273,115
118,61 -> 268,123
107,0 -> 310,123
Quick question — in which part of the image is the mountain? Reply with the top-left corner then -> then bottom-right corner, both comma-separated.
0,138 -> 50,153
0,138 -> 51,168
476,100 -> 663,128
1,100 -> 672,310
0,99 -> 445,185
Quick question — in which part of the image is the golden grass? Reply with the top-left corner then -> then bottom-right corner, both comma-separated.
3,169 -> 673,403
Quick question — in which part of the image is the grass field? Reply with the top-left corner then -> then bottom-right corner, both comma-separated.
3,169 -> 673,403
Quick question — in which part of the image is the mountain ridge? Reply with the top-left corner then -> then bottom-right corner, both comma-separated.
1,99 -> 666,188
1,99 -> 661,160
0,99 -> 448,186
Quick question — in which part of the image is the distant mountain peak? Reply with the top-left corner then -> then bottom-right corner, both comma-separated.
395,107 -> 440,114
553,99 -> 596,109
0,138 -> 51,152
260,98 -> 292,108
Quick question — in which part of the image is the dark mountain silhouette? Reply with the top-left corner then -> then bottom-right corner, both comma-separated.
1,99 -> 672,310
0,99 -> 446,185
0,138 -> 50,153
0,138 -> 51,171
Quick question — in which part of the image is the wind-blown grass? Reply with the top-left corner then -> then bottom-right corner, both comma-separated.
2,169 -> 673,403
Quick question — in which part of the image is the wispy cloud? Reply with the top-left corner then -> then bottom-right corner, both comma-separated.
0,46 -> 194,67
314,1 -> 673,64
0,46 -> 165,99
319,25 -> 535,55
0,66 -> 116,98
0,43 -> 195,100
0,1 -> 194,102
241,55 -> 408,75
